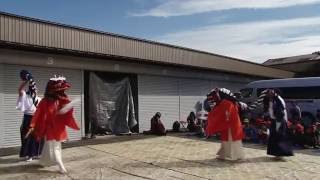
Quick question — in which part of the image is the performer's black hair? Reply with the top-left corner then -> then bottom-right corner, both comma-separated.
20,70 -> 38,105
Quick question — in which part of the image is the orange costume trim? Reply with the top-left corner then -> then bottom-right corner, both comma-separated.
206,99 -> 244,141
30,98 -> 80,141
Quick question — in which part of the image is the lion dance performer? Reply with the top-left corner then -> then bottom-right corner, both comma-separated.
263,89 -> 293,159
206,88 -> 244,161
28,76 -> 80,173
17,70 -> 43,161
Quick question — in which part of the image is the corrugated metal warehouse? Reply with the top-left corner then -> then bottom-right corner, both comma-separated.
0,12 -> 295,148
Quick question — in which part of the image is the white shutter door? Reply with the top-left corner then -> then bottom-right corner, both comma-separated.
179,79 -> 212,122
138,75 -> 179,132
2,64 -> 83,148
0,64 -> 4,148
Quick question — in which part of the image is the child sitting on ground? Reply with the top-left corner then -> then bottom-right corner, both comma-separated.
243,119 -> 258,143
257,124 -> 270,144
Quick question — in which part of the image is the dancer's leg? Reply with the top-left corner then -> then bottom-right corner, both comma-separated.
53,141 -> 67,173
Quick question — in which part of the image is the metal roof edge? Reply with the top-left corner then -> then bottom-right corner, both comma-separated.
0,11 -> 277,68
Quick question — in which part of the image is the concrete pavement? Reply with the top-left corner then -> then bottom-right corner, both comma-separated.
1,134 -> 320,180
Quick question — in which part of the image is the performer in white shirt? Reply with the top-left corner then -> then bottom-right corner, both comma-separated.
16,70 -> 43,162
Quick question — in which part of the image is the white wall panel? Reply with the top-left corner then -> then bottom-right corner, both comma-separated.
138,75 -> 179,132
179,79 -> 212,122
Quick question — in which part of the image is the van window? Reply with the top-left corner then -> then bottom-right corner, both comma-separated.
280,86 -> 320,99
258,86 -> 320,99
240,88 -> 253,98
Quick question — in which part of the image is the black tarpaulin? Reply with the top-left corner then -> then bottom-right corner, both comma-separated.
89,73 -> 137,134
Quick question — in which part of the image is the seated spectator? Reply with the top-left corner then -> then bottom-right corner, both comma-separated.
243,119 -> 251,141
306,124 -> 319,148
172,121 -> 181,132
287,105 -> 304,147
287,119 -> 304,147
301,112 -> 319,148
258,124 -> 270,144
143,112 -> 166,136
243,119 -> 259,143
185,112 -> 204,137
255,117 -> 265,127
187,112 -> 197,132
257,114 -> 271,128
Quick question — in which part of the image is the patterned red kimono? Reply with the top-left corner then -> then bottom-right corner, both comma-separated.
206,99 -> 244,141
30,98 -> 80,141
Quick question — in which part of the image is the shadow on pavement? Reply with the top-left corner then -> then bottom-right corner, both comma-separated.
0,134 -> 160,157
125,156 -> 279,169
63,134 -> 161,149
0,157 -> 21,165
167,132 -> 320,156
0,164 -> 56,175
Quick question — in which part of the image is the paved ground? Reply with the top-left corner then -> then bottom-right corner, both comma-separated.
1,134 -> 320,180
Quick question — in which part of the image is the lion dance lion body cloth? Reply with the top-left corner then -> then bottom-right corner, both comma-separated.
30,76 -> 79,173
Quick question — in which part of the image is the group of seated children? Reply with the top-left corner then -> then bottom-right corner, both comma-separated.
242,117 -> 270,144
143,108 -> 320,149
243,108 -> 320,148
287,109 -> 320,149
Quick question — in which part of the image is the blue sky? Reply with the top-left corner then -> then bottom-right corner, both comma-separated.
1,0 -> 320,63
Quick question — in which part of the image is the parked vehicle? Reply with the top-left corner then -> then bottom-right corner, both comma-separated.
240,77 -> 320,120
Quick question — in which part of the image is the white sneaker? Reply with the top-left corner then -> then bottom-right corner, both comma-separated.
26,157 -> 33,162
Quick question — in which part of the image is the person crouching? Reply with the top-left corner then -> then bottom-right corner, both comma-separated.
143,112 -> 166,136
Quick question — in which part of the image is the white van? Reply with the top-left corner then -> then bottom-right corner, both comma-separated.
240,77 -> 320,121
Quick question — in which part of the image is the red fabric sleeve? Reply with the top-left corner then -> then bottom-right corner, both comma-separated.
30,98 -> 80,141
56,108 -> 80,130
30,100 -> 47,141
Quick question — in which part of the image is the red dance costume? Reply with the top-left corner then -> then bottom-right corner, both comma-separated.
206,99 -> 244,141
30,97 -> 79,141
29,76 -> 79,174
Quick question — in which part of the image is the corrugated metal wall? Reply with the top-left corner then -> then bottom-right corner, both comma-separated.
0,64 -> 4,148
138,75 -> 246,132
0,13 -> 294,78
0,64 -> 83,148
179,79 -> 212,122
138,75 -> 180,132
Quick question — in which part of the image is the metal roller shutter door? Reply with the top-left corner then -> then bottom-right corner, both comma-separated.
0,64 -> 4,148
1,64 -> 83,148
179,79 -> 213,122
138,75 -> 246,133
138,75 -> 179,132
